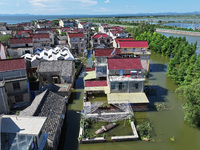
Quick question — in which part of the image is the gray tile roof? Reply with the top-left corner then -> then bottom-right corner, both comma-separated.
37,60 -> 74,77
20,90 -> 66,141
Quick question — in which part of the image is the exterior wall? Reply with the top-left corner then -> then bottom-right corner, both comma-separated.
8,47 -> 33,58
91,37 -> 112,48
10,43 -> 33,48
0,69 -> 26,80
109,69 -> 141,76
96,66 -> 107,77
131,103 -> 148,111
109,81 -> 144,93
121,48 -> 148,54
0,86 -> 9,114
98,26 -> 105,33
33,38 -> 52,49
5,79 -> 30,105
140,55 -> 150,71
38,72 -> 61,85
69,37 -> 87,54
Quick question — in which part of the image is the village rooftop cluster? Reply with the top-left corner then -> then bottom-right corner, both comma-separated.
0,18 -> 150,149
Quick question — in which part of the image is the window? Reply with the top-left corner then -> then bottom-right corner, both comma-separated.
119,82 -> 123,90
133,48 -> 135,52
132,83 -> 138,89
25,50 -> 30,54
73,38 -> 75,42
94,39 -> 97,42
13,82 -> 20,90
124,48 -> 127,51
15,95 -> 23,102
111,82 -> 118,90
120,70 -> 123,76
107,39 -> 110,43
122,82 -> 127,89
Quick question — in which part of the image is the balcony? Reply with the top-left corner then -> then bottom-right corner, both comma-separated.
109,74 -> 145,82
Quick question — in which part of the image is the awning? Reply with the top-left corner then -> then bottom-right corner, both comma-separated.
84,71 -> 96,80
107,92 -> 149,104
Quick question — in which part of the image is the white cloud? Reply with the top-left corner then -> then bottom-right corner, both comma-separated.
29,0 -> 50,7
104,0 -> 110,4
70,0 -> 97,6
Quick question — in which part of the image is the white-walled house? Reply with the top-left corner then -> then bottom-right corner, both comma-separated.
8,37 -> 34,58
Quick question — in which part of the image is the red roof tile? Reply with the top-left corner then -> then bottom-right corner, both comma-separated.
0,58 -> 25,72
108,58 -> 143,70
68,33 -> 84,38
9,37 -> 33,45
31,33 -> 50,39
119,41 -> 148,48
80,22 -> 88,25
85,68 -> 95,72
17,30 -> 33,35
115,38 -> 134,43
36,28 -> 57,33
92,33 -> 109,39
95,48 -> 121,57
110,26 -> 125,30
110,30 -> 123,34
85,80 -> 107,87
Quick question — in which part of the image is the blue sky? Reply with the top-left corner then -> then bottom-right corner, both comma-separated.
0,0 -> 200,15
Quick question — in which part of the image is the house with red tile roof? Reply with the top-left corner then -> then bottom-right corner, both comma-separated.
78,22 -> 89,29
0,58 -> 30,114
109,26 -> 126,31
113,37 -> 134,48
98,24 -> 110,33
31,33 -> 52,49
91,33 -> 112,48
94,48 -> 121,78
67,32 -> 87,55
108,30 -> 126,39
117,40 -> 151,71
15,30 -> 33,38
84,56 -> 149,111
8,37 -> 34,58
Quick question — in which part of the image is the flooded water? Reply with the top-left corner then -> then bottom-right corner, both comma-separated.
59,51 -> 200,150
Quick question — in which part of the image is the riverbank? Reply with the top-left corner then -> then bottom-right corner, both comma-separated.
156,28 -> 200,36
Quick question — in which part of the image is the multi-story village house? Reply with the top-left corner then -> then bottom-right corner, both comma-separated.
84,48 -> 149,111
67,32 -> 87,55
0,58 -> 30,114
8,37 -> 34,58
98,24 -> 110,33
91,33 -> 112,48
31,33 -> 53,49
115,40 -> 151,71
59,19 -> 74,28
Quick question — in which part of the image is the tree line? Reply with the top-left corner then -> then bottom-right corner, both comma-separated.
127,23 -> 200,127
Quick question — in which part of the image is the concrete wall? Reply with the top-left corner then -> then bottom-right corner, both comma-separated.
110,81 -> 144,93
0,69 -> 26,80
8,47 -> 33,58
140,55 -> 150,71
0,86 -> 9,114
121,48 -> 148,53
